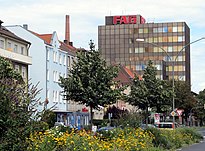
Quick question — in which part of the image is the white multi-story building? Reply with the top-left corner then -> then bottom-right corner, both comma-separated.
6,15 -> 90,128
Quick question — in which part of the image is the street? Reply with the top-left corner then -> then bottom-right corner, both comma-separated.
179,128 -> 205,151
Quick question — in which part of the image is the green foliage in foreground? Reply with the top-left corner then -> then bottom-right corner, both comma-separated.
27,126 -> 203,151
146,127 -> 203,150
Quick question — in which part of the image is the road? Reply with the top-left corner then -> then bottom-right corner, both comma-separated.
179,128 -> 205,151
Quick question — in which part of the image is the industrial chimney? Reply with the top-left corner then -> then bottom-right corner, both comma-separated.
65,15 -> 70,44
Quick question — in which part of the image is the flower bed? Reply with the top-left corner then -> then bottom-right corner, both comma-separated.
27,127 -> 203,151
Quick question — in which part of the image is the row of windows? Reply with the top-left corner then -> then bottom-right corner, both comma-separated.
46,70 -> 66,82
129,36 -> 185,44
0,39 -> 27,55
99,36 -> 185,46
99,26 -> 185,35
47,50 -> 75,67
135,64 -> 185,72
47,90 -> 65,103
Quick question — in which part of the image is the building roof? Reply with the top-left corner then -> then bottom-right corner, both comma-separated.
59,41 -> 76,53
30,30 -> 77,55
115,65 -> 142,85
0,26 -> 31,45
37,34 -> 52,44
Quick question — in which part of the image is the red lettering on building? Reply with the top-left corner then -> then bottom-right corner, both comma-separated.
113,15 -> 137,25
140,16 -> 146,24
113,16 -> 121,24
129,15 -> 137,24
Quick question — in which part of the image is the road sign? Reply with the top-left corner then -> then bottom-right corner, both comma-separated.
171,111 -> 176,116
176,109 -> 184,116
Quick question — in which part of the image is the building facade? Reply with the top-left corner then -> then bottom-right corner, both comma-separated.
98,15 -> 190,85
0,21 -> 32,83
6,15 -> 89,128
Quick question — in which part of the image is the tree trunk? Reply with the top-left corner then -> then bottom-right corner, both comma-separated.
145,106 -> 148,128
90,106 -> 93,128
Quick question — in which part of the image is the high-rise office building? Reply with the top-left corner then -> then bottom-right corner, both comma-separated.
98,15 -> 190,85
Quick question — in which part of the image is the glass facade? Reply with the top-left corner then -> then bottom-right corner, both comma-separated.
98,17 -> 190,85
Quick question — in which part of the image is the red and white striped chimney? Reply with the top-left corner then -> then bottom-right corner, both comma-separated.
65,15 -> 70,44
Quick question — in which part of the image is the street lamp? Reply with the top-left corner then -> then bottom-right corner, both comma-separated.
136,37 -> 205,128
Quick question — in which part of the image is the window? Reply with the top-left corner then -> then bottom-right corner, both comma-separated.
64,55 -> 66,66
47,50 -> 50,61
21,47 -> 24,55
163,27 -> 168,32
177,56 -> 183,61
14,65 -> 20,72
138,28 -> 143,33
178,26 -> 184,32
21,66 -> 27,80
168,46 -> 173,52
14,44 -> 18,52
59,54 -> 62,64
173,27 -> 177,32
53,91 -> 56,102
55,52 -> 58,62
153,28 -> 158,33
158,27 -> 163,33
129,48 -> 132,53
55,71 -> 58,82
144,28 -> 148,33
0,40 -> 4,48
7,42 -> 11,50
53,71 -> 56,81
135,47 -> 144,53
53,51 -> 56,62
136,64 -> 146,70
178,36 -> 184,42
55,91 -> 58,102
155,64 -> 162,70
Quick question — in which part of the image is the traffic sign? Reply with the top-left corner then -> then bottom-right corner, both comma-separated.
176,109 -> 184,116
171,111 -> 176,116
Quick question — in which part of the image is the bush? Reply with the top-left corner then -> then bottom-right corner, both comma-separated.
146,127 -> 172,149
41,110 -> 56,128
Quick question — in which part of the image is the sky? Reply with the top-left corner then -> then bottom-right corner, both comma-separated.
0,0 -> 205,93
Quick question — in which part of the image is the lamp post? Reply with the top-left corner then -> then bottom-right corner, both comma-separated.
136,37 -> 205,128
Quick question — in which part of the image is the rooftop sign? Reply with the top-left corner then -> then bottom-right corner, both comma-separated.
105,15 -> 146,25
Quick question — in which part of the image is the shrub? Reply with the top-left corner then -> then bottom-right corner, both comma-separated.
146,127 -> 172,149
41,110 -> 56,128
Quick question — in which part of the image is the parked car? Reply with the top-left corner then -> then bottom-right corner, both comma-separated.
157,122 -> 179,129
97,126 -> 116,132
140,124 -> 157,130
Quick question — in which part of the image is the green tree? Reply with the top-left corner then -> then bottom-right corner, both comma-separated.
127,60 -> 173,125
195,89 -> 205,126
0,57 -> 42,150
60,40 -> 123,126
167,80 -> 196,119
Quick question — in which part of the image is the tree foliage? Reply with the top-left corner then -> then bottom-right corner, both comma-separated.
59,40 -> 123,125
166,80 -> 196,118
195,89 -> 205,125
0,57 -> 43,150
127,61 -> 173,124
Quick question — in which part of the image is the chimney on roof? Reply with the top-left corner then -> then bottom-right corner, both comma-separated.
65,15 -> 70,44
0,20 -> 4,29
23,24 -> 28,30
